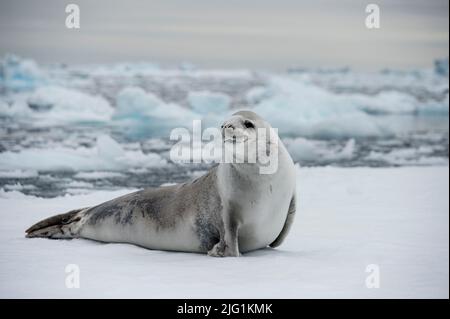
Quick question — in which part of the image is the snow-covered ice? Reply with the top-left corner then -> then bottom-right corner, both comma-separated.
0,135 -> 167,172
0,166 -> 447,298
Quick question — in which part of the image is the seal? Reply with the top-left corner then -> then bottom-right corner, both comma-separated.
25,111 -> 297,256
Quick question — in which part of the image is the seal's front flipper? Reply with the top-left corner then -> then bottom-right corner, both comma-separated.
207,240 -> 241,257
25,208 -> 88,239
207,220 -> 240,257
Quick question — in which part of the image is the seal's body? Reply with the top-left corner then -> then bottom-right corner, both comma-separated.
26,111 -> 296,256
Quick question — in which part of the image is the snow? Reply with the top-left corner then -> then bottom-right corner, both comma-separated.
0,166 -> 447,298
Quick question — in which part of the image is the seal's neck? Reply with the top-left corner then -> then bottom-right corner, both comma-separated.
221,162 -> 274,184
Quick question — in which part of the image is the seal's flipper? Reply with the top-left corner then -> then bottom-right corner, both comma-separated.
269,193 -> 296,248
25,208 -> 87,239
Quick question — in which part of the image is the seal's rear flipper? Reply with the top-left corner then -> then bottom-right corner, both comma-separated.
25,208 -> 88,239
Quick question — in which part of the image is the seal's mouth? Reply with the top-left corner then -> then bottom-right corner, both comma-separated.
222,125 -> 249,144
223,135 -> 248,144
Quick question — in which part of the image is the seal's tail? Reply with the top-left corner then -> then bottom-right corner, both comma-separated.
25,208 -> 88,239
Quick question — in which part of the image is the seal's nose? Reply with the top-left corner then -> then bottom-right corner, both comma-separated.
221,123 -> 235,139
221,123 -> 234,129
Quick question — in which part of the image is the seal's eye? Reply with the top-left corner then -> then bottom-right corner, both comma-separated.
243,120 -> 254,129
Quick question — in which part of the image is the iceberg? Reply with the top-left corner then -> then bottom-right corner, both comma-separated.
27,86 -> 114,123
245,86 -> 273,104
114,87 -> 202,138
435,58 -> 449,77
252,76 -> 385,138
284,137 -> 355,163
0,54 -> 47,92
187,91 -> 231,114
0,86 -> 114,124
251,73 -> 448,138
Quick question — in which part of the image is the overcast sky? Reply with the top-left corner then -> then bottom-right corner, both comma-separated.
0,0 -> 448,70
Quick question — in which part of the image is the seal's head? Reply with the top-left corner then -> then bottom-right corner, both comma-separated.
221,111 -> 267,143
220,110 -> 279,173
